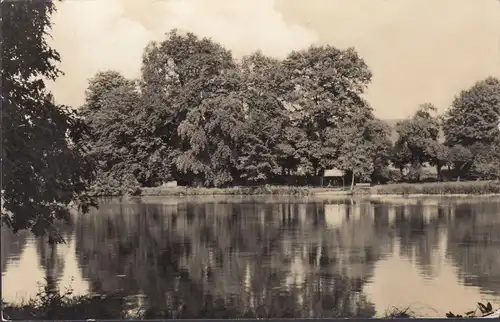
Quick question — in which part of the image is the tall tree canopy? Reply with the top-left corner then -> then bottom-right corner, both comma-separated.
1,0 -> 95,240
364,119 -> 393,183
140,30 -> 242,187
442,77 -> 500,179
282,46 -> 373,175
392,103 -> 444,181
82,71 -> 142,194
442,77 -> 500,147
236,52 -> 292,183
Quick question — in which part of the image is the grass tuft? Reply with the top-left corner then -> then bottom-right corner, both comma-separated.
382,306 -> 415,318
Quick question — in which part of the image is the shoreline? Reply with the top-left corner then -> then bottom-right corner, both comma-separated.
367,193 -> 500,198
89,181 -> 500,199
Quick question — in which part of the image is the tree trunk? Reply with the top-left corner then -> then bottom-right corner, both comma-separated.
351,171 -> 355,191
436,164 -> 442,182
318,168 -> 325,187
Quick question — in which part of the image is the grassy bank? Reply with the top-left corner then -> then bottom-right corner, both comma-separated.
139,185 -> 337,197
92,181 -> 500,198
141,181 -> 500,198
91,185 -> 323,197
370,180 -> 500,196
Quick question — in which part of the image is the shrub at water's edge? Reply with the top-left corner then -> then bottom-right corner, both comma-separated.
1,283 -> 129,320
371,180 -> 500,196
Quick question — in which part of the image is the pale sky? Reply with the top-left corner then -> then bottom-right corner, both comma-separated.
47,0 -> 500,119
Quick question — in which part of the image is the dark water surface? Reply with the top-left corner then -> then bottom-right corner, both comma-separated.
3,196 -> 500,318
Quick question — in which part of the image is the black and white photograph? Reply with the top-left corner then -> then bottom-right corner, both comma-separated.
1,0 -> 500,320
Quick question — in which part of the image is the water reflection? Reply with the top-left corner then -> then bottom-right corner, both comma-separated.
3,197 -> 500,317
1,229 -> 29,274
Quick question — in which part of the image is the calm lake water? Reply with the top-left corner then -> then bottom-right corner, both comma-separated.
2,196 -> 500,318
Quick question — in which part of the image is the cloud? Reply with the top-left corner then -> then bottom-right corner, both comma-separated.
47,0 -> 500,119
276,0 -> 500,119
47,0 -> 318,108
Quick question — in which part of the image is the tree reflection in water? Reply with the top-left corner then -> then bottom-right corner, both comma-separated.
1,229 -> 29,273
35,219 -> 74,294
445,201 -> 500,295
73,198 -> 379,318
8,197 -> 500,318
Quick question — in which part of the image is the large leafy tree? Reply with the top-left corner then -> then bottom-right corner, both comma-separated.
392,103 -> 444,181
442,77 -> 500,147
447,144 -> 473,180
282,46 -> 373,176
236,52 -> 292,183
335,126 -> 374,190
334,117 -> 392,189
82,71 -> 140,194
365,119 -> 393,184
82,70 -> 172,193
391,142 -> 412,176
442,77 -> 500,180
471,141 -> 500,180
1,0 -> 96,240
177,90 -> 246,187
140,30 -> 238,187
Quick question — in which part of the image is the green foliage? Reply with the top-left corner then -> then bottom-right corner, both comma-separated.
1,0 -> 96,239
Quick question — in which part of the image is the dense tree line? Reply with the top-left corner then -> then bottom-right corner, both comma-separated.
83,30 -> 500,193
82,30 -> 393,192
392,77 -> 500,182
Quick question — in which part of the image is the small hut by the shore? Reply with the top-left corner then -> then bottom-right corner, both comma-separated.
323,168 -> 345,187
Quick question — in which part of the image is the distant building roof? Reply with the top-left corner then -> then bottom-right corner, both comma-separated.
324,169 -> 344,177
